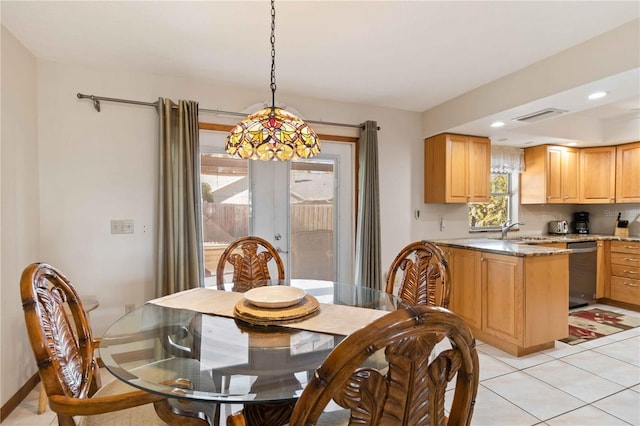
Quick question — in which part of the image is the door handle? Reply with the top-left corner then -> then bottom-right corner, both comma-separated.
276,247 -> 289,254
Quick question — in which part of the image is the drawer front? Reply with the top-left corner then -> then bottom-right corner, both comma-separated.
611,263 -> 640,279
611,252 -> 640,268
610,276 -> 640,305
610,241 -> 640,255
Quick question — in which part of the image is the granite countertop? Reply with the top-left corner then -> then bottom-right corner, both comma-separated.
432,234 -> 640,258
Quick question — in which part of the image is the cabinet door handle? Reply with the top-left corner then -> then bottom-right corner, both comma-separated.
623,270 -> 638,275
623,245 -> 638,249
624,282 -> 638,287
624,258 -> 639,262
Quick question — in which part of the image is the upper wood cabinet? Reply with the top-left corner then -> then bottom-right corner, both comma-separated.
424,133 -> 491,203
615,141 -> 640,203
579,146 -> 616,204
521,145 -> 579,204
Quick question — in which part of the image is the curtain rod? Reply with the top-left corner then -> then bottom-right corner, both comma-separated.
76,93 -> 376,130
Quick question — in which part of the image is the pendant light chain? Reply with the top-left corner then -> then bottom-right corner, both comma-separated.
270,0 -> 277,109
225,0 -> 320,161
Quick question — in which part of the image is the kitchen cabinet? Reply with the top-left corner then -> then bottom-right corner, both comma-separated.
596,241 -> 608,299
445,248 -> 482,329
482,253 -> 523,344
424,133 -> 490,203
521,144 -> 579,204
615,141 -> 640,203
443,246 -> 569,356
579,146 -> 616,204
607,241 -> 640,307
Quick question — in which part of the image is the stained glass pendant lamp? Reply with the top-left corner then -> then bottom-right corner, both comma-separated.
226,0 -> 320,161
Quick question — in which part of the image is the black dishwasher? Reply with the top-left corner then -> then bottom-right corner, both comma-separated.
568,241 -> 597,309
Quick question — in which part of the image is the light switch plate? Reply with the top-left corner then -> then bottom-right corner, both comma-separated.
111,219 -> 134,234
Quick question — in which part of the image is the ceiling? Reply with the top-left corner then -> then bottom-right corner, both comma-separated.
2,1 -> 639,147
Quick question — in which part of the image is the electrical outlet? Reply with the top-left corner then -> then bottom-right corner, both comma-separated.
111,219 -> 134,234
125,303 -> 135,314
440,216 -> 446,231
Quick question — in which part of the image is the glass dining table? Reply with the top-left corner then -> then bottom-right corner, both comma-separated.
99,279 -> 404,425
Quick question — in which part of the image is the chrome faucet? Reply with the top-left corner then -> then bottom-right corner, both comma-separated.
501,219 -> 525,239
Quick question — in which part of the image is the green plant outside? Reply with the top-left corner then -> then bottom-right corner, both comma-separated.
469,174 -> 510,228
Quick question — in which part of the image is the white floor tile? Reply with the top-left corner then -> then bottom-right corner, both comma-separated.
545,405 -> 630,425
478,351 -> 518,381
477,345 -> 555,370
593,336 -> 640,366
523,360 -> 625,403
561,350 -> 640,387
542,341 -> 588,359
468,385 -> 541,426
571,334 -> 618,349
593,389 -> 640,425
482,371 -> 585,421
1,404 -> 56,426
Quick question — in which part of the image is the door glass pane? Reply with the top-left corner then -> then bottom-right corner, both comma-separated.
290,159 -> 335,280
201,153 -> 249,283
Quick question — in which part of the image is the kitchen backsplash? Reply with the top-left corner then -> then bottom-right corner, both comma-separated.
414,203 -> 640,240
579,204 -> 640,237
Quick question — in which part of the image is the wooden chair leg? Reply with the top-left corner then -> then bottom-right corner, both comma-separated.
37,382 -> 47,414
226,412 -> 246,426
153,399 -> 210,426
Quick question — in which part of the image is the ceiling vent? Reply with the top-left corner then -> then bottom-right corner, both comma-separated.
513,108 -> 568,123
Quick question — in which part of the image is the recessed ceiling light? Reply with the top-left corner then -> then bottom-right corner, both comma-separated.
490,121 -> 505,128
567,142 -> 578,146
588,91 -> 607,100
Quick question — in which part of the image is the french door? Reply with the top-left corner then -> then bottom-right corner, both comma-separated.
200,130 -> 354,284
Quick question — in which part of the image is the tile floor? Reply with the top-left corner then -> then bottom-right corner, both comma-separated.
4,303 -> 639,426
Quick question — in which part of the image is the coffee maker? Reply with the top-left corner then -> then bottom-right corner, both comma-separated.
573,211 -> 589,234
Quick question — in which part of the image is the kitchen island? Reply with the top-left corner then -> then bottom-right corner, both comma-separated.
432,238 -> 570,356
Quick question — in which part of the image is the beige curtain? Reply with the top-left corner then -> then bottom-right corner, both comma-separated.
354,121 -> 382,290
156,98 -> 204,297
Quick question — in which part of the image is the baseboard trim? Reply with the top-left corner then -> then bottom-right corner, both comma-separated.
0,372 -> 40,423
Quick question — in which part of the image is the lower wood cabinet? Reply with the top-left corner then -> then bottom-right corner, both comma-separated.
482,253 -> 522,345
446,248 -> 482,329
607,241 -> 640,307
444,246 -> 569,356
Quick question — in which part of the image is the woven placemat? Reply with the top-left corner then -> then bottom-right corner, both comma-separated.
234,294 -> 320,326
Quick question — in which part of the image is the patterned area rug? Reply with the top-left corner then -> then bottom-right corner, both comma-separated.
560,308 -> 640,345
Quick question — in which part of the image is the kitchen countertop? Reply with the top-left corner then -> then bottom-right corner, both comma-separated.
432,234 -> 640,257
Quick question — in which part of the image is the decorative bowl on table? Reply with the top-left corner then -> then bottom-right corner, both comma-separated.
244,286 -> 306,309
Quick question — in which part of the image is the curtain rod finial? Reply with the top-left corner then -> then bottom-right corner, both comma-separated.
77,93 -> 101,112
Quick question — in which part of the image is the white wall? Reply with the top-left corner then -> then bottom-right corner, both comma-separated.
1,26 -> 40,406
35,60 -> 425,337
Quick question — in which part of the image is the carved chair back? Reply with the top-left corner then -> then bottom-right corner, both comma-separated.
20,263 -> 101,401
385,241 -> 451,308
288,306 -> 479,425
216,236 -> 285,290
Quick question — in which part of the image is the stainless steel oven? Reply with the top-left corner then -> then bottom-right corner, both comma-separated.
568,241 -> 597,309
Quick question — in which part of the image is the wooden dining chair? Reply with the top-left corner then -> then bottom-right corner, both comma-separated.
385,240 -> 451,308
228,305 -> 479,426
20,262 -> 209,426
216,236 -> 285,291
